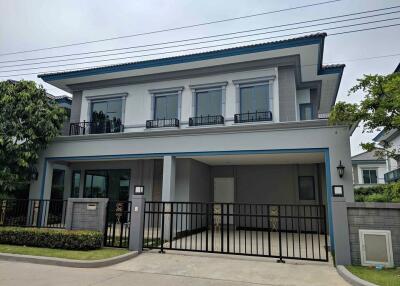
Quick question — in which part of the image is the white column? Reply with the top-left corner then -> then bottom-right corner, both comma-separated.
162,156 -> 176,201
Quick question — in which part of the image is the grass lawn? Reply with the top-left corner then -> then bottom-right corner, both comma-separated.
0,244 -> 129,260
346,266 -> 400,286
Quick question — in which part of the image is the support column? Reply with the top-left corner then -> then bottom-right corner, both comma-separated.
162,156 -> 176,201
129,194 -> 145,252
161,156 -> 176,243
331,197 -> 351,265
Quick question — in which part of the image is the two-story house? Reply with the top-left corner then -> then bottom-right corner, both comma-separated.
29,33 -> 353,264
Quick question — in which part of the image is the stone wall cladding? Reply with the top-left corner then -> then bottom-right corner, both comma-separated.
347,202 -> 400,266
65,198 -> 108,233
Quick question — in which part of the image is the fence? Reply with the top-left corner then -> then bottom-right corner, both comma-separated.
143,202 -> 328,262
104,201 -> 132,248
0,199 -> 67,229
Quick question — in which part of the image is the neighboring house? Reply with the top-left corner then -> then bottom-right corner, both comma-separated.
373,129 -> 400,183
371,63 -> 400,183
46,93 -> 72,135
351,151 -> 387,187
29,33 -> 353,264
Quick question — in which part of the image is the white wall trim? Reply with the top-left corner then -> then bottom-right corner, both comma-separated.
148,86 -> 184,94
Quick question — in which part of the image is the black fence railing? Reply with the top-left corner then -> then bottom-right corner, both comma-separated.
104,201 -> 132,248
146,118 -> 180,129
189,115 -> 224,126
234,111 -> 273,123
69,120 -> 124,135
143,202 -> 328,262
0,199 -> 67,228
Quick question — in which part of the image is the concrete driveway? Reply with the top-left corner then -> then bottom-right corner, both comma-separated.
0,251 -> 349,286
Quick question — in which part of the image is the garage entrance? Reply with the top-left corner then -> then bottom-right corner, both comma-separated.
142,201 -> 328,262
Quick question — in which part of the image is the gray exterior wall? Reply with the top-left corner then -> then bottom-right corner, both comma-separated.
347,202 -> 400,266
70,91 -> 82,124
278,67 -> 296,122
189,160 -> 211,202
210,164 -> 323,205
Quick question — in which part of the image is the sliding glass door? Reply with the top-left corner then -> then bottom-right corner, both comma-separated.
83,169 -> 130,201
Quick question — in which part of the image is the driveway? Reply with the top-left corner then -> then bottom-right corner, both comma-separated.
0,251 -> 349,286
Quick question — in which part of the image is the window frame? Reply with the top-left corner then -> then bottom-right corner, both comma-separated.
86,93 -> 127,125
70,170 -> 81,198
233,76 -> 275,118
239,82 -> 270,114
153,92 -> 179,120
299,103 -> 313,121
194,88 -> 223,117
149,87 -> 184,121
298,176 -> 316,201
362,169 -> 378,184
189,82 -> 228,118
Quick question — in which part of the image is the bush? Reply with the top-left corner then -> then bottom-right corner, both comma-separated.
355,182 -> 400,203
0,227 -> 103,250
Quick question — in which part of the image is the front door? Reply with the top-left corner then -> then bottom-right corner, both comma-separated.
214,177 -> 234,224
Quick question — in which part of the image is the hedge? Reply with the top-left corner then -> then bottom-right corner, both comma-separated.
0,227 -> 103,250
355,182 -> 400,203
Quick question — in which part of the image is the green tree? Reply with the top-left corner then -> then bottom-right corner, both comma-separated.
0,80 -> 66,195
329,72 -> 400,160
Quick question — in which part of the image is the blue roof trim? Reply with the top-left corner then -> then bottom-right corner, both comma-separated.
39,34 -> 337,81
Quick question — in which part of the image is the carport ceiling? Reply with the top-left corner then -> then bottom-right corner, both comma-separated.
192,152 -> 325,166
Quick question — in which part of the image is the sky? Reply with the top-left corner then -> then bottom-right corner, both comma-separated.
1,0 -> 399,156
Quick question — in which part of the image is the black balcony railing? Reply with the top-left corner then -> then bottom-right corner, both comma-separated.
384,168 -> 400,183
69,120 -> 124,135
146,118 -> 179,129
189,115 -> 224,126
234,111 -> 273,123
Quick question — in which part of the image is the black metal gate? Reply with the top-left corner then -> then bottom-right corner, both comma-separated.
104,201 -> 131,248
143,202 -> 328,262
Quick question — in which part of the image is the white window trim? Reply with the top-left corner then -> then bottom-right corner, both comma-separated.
232,76 -> 276,117
148,87 -> 184,120
189,82 -> 228,117
86,92 -> 128,124
361,168 -> 378,184
359,229 -> 394,268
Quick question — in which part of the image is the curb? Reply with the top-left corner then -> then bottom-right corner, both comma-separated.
0,251 -> 138,268
336,265 -> 378,286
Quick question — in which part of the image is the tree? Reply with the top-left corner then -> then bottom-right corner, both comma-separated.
329,72 -> 400,160
0,80 -> 66,195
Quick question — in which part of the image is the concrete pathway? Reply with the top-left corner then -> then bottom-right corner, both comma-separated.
0,251 -> 349,286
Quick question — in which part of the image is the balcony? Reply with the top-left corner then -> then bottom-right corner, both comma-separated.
69,120 -> 124,135
146,118 -> 180,129
189,115 -> 224,126
234,111 -> 273,123
384,168 -> 400,183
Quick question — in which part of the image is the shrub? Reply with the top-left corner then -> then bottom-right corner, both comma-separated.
0,227 -> 103,250
355,182 -> 400,203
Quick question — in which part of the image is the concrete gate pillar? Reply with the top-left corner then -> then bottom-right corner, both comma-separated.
129,194 -> 145,252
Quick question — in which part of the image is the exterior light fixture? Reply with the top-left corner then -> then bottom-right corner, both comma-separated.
134,185 -> 144,195
337,161 -> 345,178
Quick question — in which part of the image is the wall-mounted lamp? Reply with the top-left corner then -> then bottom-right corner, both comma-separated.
134,185 -> 144,195
30,166 -> 39,181
337,161 -> 345,178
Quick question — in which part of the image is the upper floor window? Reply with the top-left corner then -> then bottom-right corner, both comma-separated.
196,89 -> 222,116
299,103 -> 313,121
363,169 -> 377,184
91,98 -> 122,123
154,93 -> 178,120
240,83 -> 270,113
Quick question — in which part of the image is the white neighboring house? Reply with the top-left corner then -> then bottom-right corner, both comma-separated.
373,129 -> 400,183
351,151 -> 387,188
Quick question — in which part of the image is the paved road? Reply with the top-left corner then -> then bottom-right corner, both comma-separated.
0,251 -> 349,286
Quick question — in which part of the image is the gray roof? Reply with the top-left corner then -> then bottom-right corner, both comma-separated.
351,151 -> 385,162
